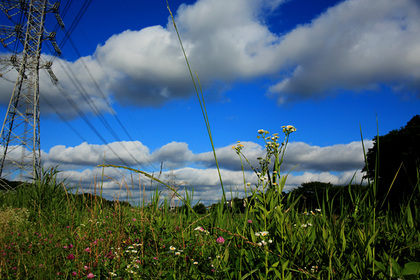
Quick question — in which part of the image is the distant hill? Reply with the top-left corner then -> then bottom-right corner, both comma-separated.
0,178 -> 28,191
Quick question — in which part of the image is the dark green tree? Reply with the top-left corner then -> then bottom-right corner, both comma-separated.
290,181 -> 333,211
363,115 -> 420,208
192,202 -> 207,214
231,197 -> 245,213
288,181 -> 367,214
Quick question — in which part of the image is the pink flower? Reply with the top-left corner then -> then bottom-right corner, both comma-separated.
247,219 -> 252,223
132,218 -> 137,221
87,272 -> 95,278
216,236 -> 225,244
71,271 -> 77,276
85,247 -> 91,253
67,253 -> 75,260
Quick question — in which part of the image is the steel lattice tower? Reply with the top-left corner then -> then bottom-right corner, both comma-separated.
0,0 -> 63,184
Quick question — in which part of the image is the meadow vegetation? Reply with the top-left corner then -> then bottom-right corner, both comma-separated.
0,125 -> 419,279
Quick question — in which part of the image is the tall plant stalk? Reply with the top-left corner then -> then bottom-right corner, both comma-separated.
166,1 -> 226,203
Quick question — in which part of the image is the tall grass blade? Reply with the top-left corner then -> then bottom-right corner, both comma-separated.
166,1 -> 226,203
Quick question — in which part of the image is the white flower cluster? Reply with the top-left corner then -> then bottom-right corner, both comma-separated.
256,172 -> 268,182
254,231 -> 273,246
169,245 -> 183,256
125,244 -> 142,254
110,246 -> 122,258
303,209 -> 322,216
194,226 -> 210,235
255,231 -> 269,237
258,129 -> 269,135
122,244 -> 143,275
281,125 -> 297,133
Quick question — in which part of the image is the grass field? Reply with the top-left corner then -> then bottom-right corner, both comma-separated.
0,126 -> 419,279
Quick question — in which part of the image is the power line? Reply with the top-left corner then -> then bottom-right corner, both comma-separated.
40,94 -> 130,180
1,0 -> 158,179
40,95 -> 88,143
50,53 -> 155,172
33,0 -> 157,172
43,0 -> 159,171
56,0 -> 92,60
58,36 -> 159,170
50,72 -> 136,169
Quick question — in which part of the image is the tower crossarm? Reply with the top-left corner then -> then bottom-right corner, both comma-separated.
0,1 -> 25,19
49,2 -> 64,29
0,25 -> 23,49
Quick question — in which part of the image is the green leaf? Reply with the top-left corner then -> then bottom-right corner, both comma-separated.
273,269 -> 282,278
223,247 -> 230,263
402,262 -> 420,276
373,260 -> 386,274
250,227 -> 256,243
282,260 -> 290,272
241,268 -> 259,279
405,205 -> 414,229
285,274 -> 293,280
257,204 -> 268,216
271,261 -> 280,268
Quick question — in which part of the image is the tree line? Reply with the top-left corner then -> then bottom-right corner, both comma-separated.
200,115 -> 420,215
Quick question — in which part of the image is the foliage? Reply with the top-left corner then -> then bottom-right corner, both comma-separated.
289,182 -> 368,214
363,115 -> 420,209
0,178 -> 28,191
192,202 -> 207,214
0,127 -> 419,279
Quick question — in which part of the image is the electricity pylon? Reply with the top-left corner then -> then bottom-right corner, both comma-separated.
0,0 -> 64,185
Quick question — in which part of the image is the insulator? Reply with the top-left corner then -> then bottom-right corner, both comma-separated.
51,41 -> 61,55
47,68 -> 58,84
55,14 -> 65,29
52,2 -> 60,11
48,31 -> 56,39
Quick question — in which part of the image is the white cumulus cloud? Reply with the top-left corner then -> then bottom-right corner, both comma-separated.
43,138 -> 371,204
269,0 -> 420,103
1,0 -> 419,116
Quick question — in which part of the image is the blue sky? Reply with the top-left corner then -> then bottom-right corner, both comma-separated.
1,0 -> 419,205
